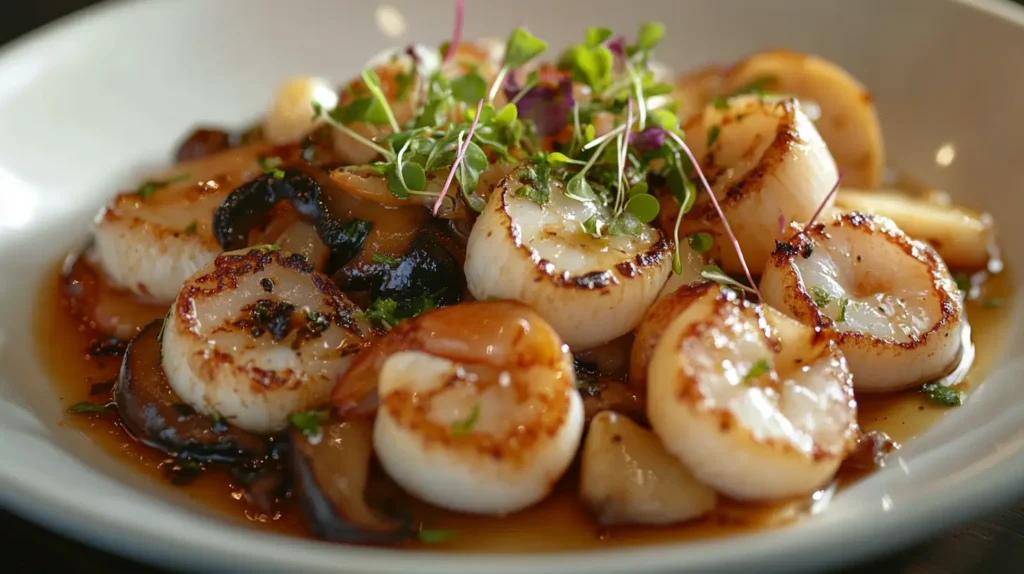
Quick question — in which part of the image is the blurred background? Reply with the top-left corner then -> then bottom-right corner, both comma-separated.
0,1 -> 1022,573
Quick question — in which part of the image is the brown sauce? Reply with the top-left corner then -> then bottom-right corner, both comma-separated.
35,262 -> 1015,551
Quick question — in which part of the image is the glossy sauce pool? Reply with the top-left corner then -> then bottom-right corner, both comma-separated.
35,263 -> 1015,552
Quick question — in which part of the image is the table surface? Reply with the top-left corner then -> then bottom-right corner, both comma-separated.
3,1 -> 1024,572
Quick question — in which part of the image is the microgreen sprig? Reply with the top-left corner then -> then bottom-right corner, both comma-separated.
665,130 -> 761,301
488,27 -> 547,103
433,99 -> 485,215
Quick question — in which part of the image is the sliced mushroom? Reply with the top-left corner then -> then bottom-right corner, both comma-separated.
292,417 -> 407,543
580,411 -> 717,526
213,170 -> 328,251
115,320 -> 267,462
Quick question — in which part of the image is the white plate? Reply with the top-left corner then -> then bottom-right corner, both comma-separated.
1,0 -> 1023,572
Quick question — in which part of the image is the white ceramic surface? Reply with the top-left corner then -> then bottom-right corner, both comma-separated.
1,0 -> 1023,572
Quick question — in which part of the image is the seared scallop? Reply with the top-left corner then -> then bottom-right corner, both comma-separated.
161,248 -> 366,433
666,96 -> 839,277
465,171 -> 673,349
760,212 -> 965,392
647,284 -> 858,500
338,301 -> 584,515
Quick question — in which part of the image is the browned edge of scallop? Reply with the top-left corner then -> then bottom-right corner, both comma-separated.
670,286 -> 856,462
769,211 -> 963,353
495,168 -> 671,291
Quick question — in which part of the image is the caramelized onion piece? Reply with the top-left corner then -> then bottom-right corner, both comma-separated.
292,418 -> 406,543
115,320 -> 267,462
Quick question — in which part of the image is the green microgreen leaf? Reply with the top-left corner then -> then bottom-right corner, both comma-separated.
451,70 -> 488,105
624,193 -> 660,223
687,232 -> 714,253
561,44 -> 614,92
649,109 -> 678,130
360,69 -> 401,132
608,211 -> 645,237
504,27 -> 548,69
585,27 -> 614,47
635,21 -> 665,51
581,214 -> 606,238
701,264 -> 756,294
809,285 -> 833,308
566,174 -> 598,202
922,382 -> 964,406
628,181 -> 649,197
68,401 -> 114,414
494,102 -> 518,125
547,152 -> 587,166
450,403 -> 481,437
288,410 -> 329,438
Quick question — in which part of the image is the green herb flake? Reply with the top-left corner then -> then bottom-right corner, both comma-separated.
982,297 -> 1004,308
251,244 -> 281,253
687,232 -> 714,254
922,382 -> 964,407
288,410 -> 329,438
837,297 -> 851,322
809,285 -> 833,308
450,403 -> 481,437
372,253 -> 402,265
581,215 -> 606,238
711,97 -> 730,110
418,529 -> 456,544
311,100 -> 324,120
183,221 -> 198,236
137,172 -> 191,199
707,125 -> 721,147
68,401 -> 114,414
744,357 -> 772,382
953,272 -> 971,292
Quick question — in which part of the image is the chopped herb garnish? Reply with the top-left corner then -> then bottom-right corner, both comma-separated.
166,457 -> 203,486
982,297 -> 1004,308
744,357 -> 772,382
210,410 -> 228,433
251,244 -> 281,252
953,272 -> 971,292
707,125 -> 720,147
288,410 -> 329,438
837,297 -> 851,322
687,232 -> 714,254
418,529 -> 456,544
922,382 -> 963,406
258,156 -> 285,179
183,221 -> 198,235
360,295 -> 436,329
68,401 -> 114,414
700,264 -> 756,294
137,172 -> 190,198
450,403 -> 480,436
372,253 -> 402,265
809,285 -> 833,308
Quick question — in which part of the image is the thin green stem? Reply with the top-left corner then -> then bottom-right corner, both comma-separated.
322,115 -> 394,159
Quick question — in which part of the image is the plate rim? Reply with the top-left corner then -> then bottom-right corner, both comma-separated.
2,0 -> 1024,572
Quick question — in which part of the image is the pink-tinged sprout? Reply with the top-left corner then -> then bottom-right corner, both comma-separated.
665,131 -> 762,301
616,96 -> 634,213
607,36 -> 627,73
801,171 -> 845,235
433,99 -> 485,216
444,0 -> 465,64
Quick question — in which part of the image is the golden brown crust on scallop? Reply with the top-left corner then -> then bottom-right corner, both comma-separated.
768,212 -> 962,352
496,171 -> 671,291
